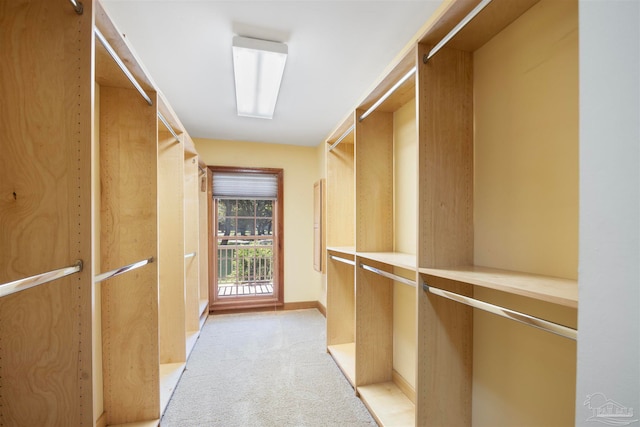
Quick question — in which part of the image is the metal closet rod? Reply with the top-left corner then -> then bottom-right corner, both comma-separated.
0,260 -> 83,299
423,283 -> 577,340
94,257 -> 154,283
425,0 -> 493,62
360,263 -> 416,287
94,27 -> 153,106
329,254 -> 355,266
158,112 -> 180,143
358,66 -> 416,122
328,124 -> 355,152
184,252 -> 197,259
68,0 -> 83,14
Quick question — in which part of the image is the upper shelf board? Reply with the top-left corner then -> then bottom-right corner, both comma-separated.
419,265 -> 577,308
327,246 -> 356,257
357,47 -> 417,115
419,0 -> 540,53
358,252 -> 416,271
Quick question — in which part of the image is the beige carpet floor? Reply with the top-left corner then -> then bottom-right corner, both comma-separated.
161,309 -> 377,426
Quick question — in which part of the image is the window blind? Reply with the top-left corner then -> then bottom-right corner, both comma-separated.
212,172 -> 278,199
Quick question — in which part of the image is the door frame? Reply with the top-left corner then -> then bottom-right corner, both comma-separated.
207,166 -> 284,311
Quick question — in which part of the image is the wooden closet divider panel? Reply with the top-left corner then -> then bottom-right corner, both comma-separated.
100,86 -> 160,424
416,43 -> 474,427
326,127 -> 355,249
198,166 -> 210,324
325,120 -> 356,384
184,153 -> 201,343
355,260 -> 394,388
326,252 -> 356,347
0,0 -> 93,424
158,129 -> 186,365
355,110 -> 394,253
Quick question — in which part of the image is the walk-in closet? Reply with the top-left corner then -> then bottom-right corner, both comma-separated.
2,0 -> 638,425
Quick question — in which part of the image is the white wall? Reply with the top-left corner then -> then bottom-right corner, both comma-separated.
576,1 -> 640,425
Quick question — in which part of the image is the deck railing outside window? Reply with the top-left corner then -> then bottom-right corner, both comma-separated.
218,242 -> 273,286
216,198 -> 275,296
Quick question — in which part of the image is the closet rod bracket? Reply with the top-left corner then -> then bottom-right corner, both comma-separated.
69,0 -> 83,14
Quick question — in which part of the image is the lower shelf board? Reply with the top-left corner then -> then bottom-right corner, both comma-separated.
357,382 -> 415,427
160,362 -> 186,415
199,298 -> 209,316
328,342 -> 355,387
107,421 -> 159,427
199,300 -> 209,330
186,330 -> 199,357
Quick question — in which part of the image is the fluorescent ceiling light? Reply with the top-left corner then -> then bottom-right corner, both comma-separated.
232,36 -> 288,119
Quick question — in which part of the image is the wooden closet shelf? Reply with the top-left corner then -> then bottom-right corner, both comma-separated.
358,47 -> 416,115
327,246 -> 356,256
186,330 -> 200,357
199,298 -> 209,317
160,362 -> 186,414
357,252 -> 416,271
108,421 -> 159,427
419,265 -> 577,308
326,115 -> 355,146
357,381 -> 415,427
328,343 -> 356,387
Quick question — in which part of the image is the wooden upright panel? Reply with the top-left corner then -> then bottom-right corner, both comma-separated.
355,259 -> 394,387
184,153 -> 200,334
198,167 -> 210,314
326,254 -> 356,347
326,136 -> 355,248
355,110 -> 394,253
101,86 -> 160,424
0,1 -> 93,425
157,130 -> 186,364
313,179 -> 324,272
416,43 -> 474,427
417,47 -> 473,268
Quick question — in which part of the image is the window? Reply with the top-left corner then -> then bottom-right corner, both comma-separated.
208,167 -> 283,310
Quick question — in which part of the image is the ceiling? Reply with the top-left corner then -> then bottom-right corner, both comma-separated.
101,0 -> 443,147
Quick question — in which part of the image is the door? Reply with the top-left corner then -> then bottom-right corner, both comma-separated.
209,167 -> 283,310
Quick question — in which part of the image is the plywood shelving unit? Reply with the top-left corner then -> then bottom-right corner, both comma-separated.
324,0 -> 579,425
0,1 -> 93,424
98,6 -> 209,423
325,116 -> 357,385
326,247 -> 356,386
1,0 -> 209,425
416,0 -> 578,425
324,48 -> 419,424
353,49 -> 418,424
99,78 -> 161,427
156,97 -> 187,423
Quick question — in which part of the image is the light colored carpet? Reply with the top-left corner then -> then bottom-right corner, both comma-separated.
161,309 -> 377,427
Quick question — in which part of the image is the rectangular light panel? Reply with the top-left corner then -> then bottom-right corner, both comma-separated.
232,36 -> 288,119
